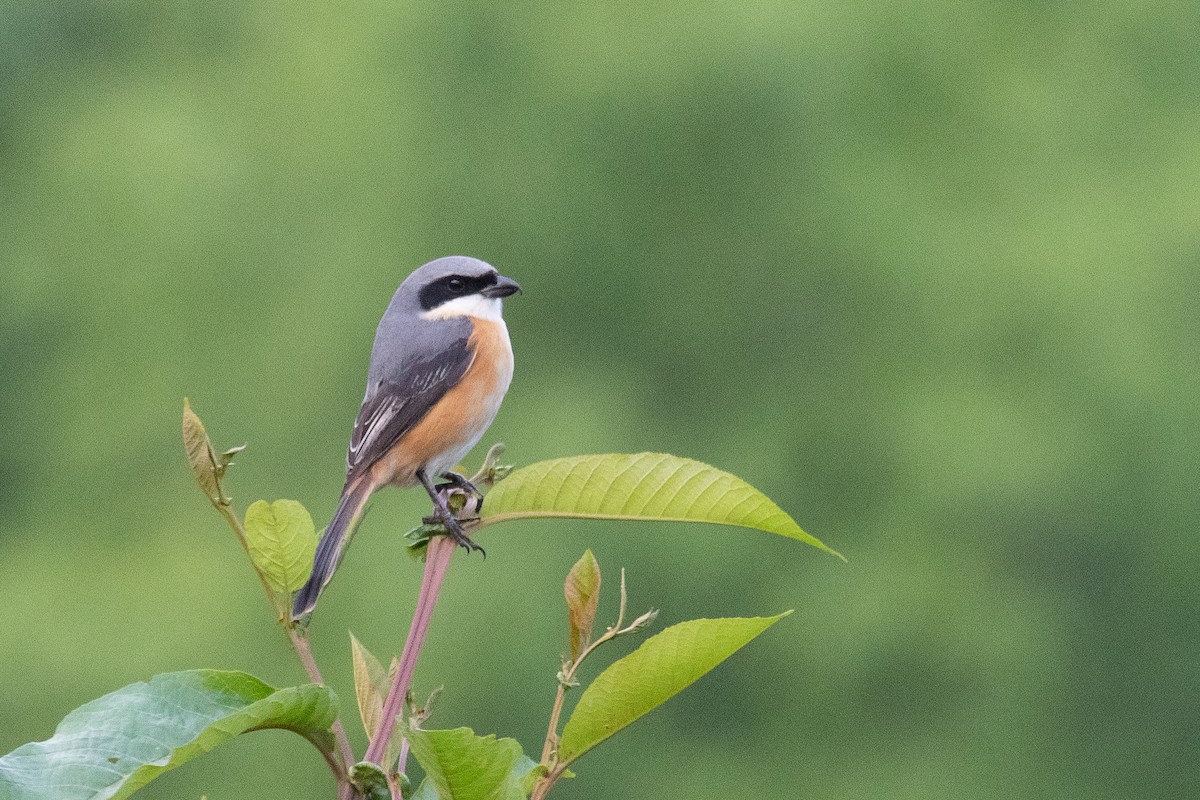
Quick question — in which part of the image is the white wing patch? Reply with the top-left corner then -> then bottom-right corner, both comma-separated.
410,362 -> 454,392
343,343 -> 478,480
347,394 -> 405,470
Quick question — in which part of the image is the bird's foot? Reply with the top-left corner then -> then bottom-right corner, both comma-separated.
439,510 -> 486,557
438,471 -> 481,497
417,466 -> 486,556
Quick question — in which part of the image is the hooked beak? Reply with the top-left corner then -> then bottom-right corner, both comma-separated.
482,274 -> 521,298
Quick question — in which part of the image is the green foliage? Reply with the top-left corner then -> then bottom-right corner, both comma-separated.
243,499 -> 317,594
563,549 -> 601,661
558,614 -> 791,764
181,398 -> 244,507
0,671 -> 338,800
480,453 -> 842,559
349,632 -> 390,738
1,396 -> 831,798
404,728 -> 535,800
349,761 -> 391,800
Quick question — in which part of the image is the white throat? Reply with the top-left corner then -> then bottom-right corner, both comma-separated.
420,295 -> 504,321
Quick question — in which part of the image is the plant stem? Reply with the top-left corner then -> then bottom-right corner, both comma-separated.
533,569 -> 643,799
212,497 -> 358,796
539,684 -> 568,766
530,765 -> 568,800
364,535 -> 457,779
531,626 -> 612,798
289,628 -> 358,791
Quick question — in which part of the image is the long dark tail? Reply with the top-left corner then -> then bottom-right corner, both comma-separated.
292,478 -> 374,619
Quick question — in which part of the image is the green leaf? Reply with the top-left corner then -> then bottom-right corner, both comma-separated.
564,550 -> 601,661
481,453 -> 843,559
557,613 -> 791,764
408,779 -> 438,800
350,761 -> 392,800
243,499 -> 317,594
0,670 -> 338,800
218,444 -> 247,471
517,758 -> 547,795
181,398 -> 222,503
350,632 -> 389,738
468,442 -> 513,488
404,727 -> 533,800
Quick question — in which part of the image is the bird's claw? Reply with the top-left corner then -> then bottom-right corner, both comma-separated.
423,508 -> 485,556
441,511 -> 486,557
438,471 -> 481,497
418,467 -> 486,557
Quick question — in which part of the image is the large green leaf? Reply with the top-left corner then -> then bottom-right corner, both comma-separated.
0,670 -> 338,800
243,499 -> 317,594
480,453 -> 842,559
557,613 -> 790,764
408,756 -> 542,800
405,727 -> 535,800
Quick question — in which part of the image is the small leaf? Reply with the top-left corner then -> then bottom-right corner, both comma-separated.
404,522 -> 450,559
404,727 -> 530,800
564,550 -> 601,660
218,444 -> 247,471
244,499 -> 317,594
350,633 -> 389,738
0,670 -> 338,800
469,442 -> 513,488
519,760 -> 548,795
622,607 -> 659,635
350,761 -> 391,800
408,779 -> 438,800
557,613 -> 791,764
480,453 -> 843,559
411,685 -> 444,726
182,398 -> 222,503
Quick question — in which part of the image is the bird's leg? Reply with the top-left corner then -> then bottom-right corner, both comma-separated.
417,467 -> 485,556
437,470 -> 481,497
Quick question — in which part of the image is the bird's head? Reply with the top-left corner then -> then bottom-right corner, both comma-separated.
401,256 -> 521,322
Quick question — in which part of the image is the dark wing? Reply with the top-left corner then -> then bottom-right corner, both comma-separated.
345,337 -> 475,483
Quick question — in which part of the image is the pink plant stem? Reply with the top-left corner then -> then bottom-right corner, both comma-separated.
364,535 -> 457,771
397,738 -> 410,774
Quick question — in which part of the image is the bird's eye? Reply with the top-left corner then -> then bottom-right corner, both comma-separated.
447,278 -> 465,293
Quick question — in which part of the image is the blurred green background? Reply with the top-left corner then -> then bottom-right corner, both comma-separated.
2,2 -> 1196,798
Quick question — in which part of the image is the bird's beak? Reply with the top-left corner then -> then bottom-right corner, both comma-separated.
482,274 -> 522,298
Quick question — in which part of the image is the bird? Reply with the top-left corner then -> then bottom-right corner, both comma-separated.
292,256 -> 520,619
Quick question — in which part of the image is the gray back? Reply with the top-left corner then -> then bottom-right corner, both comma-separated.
365,256 -> 495,392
